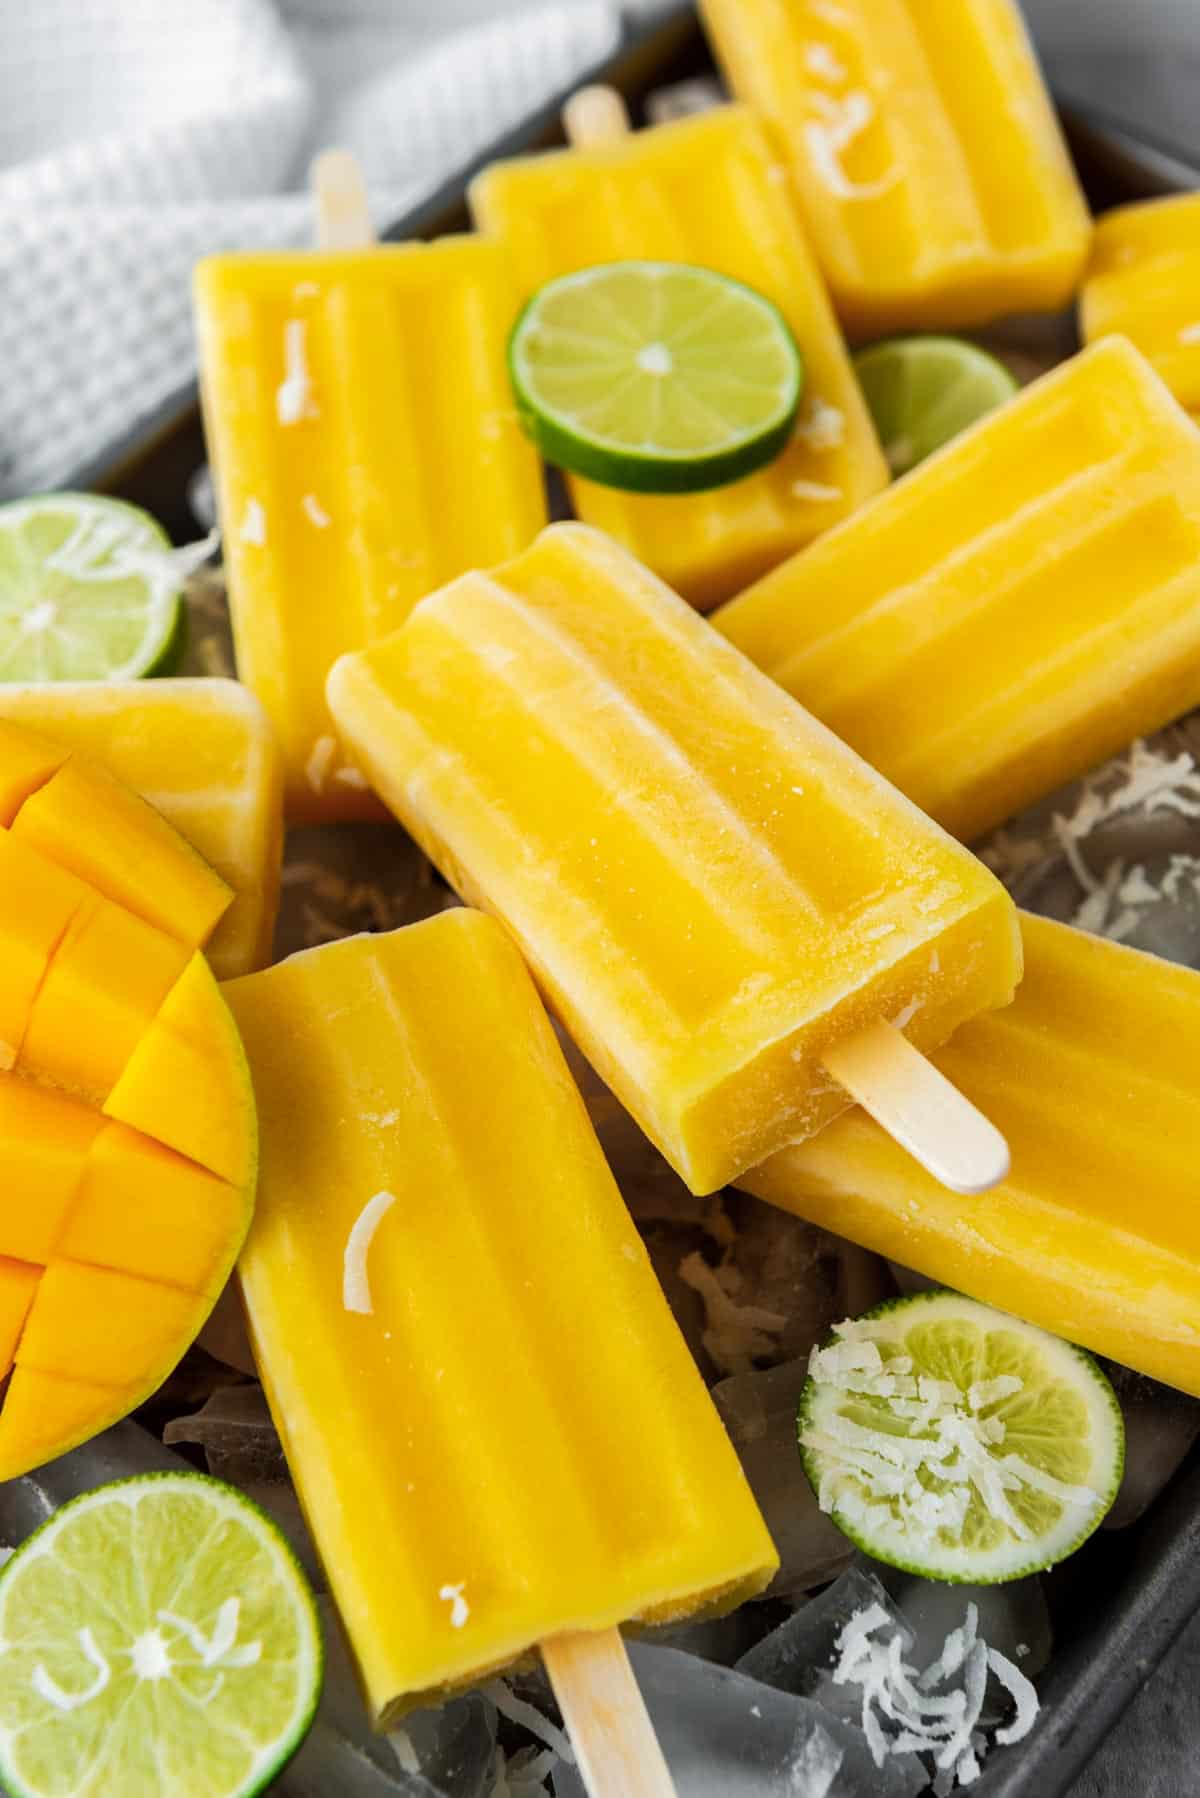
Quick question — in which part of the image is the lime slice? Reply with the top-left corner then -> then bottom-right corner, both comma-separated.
508,260 -> 804,493
0,1472 -> 322,1798
0,493 -> 196,684
853,336 -> 1018,477
799,1290 -> 1124,1584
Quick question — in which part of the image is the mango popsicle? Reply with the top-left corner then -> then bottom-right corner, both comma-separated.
228,910 -> 778,1728
470,101 -> 888,609
194,238 -> 547,822
742,912 -> 1200,1400
1081,195 -> 1200,418
328,522 -> 1022,1197
714,338 -> 1200,846
0,680 -> 282,978
699,0 -> 1091,339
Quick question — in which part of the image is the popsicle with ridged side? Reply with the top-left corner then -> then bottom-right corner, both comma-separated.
1081,194 -> 1200,418
194,235 -> 547,822
328,522 -> 1022,1197
228,911 -> 777,1768
471,99 -> 887,609
699,0 -> 1091,338
714,338 -> 1200,846
741,913 -> 1200,1400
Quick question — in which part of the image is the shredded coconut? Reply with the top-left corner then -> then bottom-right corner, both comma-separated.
483,1680 -> 576,1766
343,1189 -> 397,1315
804,91 -> 897,200
792,479 -> 843,501
333,764 -> 369,789
438,1582 -> 469,1628
276,319 -> 313,425
794,396 -> 846,450
831,1597 -> 1039,1788
239,499 -> 266,545
802,1316 -> 1101,1556
302,493 -> 331,529
804,41 -> 849,82
678,1250 -> 788,1374
304,735 -> 338,794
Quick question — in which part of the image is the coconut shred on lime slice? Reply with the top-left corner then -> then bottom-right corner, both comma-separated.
0,1472 -> 322,1798
799,1290 -> 1124,1584
0,493 -> 203,684
508,260 -> 804,493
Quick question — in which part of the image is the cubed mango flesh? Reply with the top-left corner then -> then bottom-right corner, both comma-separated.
0,1077 -> 101,1262
104,952 -> 257,1187
19,897 -> 189,1104
0,830 -> 87,1070
11,756 -> 232,953
0,722 -> 67,827
61,1122 -> 245,1293
0,1259 -> 41,1375
15,1260 -> 203,1388
0,1368 -> 142,1483
0,722 -> 257,1477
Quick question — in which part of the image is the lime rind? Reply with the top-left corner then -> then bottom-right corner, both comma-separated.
508,260 -> 805,494
853,336 -> 1018,477
798,1289 -> 1124,1585
0,493 -> 195,685
0,1471 -> 323,1798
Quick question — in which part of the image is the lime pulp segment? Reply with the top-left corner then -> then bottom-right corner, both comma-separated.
0,493 -> 194,685
508,260 -> 805,493
0,1472 -> 323,1798
798,1290 -> 1124,1584
853,336 -> 1019,477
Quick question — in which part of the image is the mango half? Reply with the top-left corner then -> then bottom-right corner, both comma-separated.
0,721 -> 257,1478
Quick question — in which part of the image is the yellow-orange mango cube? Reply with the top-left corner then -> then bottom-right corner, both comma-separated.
0,1077 -> 101,1263
0,831 -> 86,1071
0,1369 -> 142,1482
105,952 -> 257,1187
0,1259 -> 40,1374
12,755 -> 232,953
61,1123 -> 245,1293
16,1260 -> 203,1389
0,723 -> 67,826
20,898 -> 189,1103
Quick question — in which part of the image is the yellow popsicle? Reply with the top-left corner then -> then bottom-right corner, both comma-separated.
742,913 -> 1200,1399
228,911 -> 778,1720
1081,194 -> 1200,418
194,240 -> 547,821
699,0 -> 1091,338
0,680 -> 282,977
471,103 -> 888,608
328,523 -> 1021,1196
714,338 -> 1200,845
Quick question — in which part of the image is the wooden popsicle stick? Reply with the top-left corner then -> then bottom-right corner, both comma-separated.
311,148 -> 376,251
562,84 -> 633,148
543,1627 -> 677,1798
822,1019 -> 1010,1195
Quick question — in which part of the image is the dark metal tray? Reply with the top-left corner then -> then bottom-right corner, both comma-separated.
66,8 -> 1200,1793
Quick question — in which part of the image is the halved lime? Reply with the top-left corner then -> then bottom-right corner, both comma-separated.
508,261 -> 804,493
0,1472 -> 323,1798
853,336 -> 1018,477
799,1290 -> 1124,1584
0,493 -> 197,684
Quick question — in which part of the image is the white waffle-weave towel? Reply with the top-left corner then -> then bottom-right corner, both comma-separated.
0,0 -> 635,499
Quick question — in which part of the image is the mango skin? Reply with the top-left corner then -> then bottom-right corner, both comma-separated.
0,723 -> 257,1479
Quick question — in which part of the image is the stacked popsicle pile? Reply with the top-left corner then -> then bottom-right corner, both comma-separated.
11,0 -> 1200,1791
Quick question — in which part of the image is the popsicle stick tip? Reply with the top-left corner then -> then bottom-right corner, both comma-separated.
543,1627 -> 677,1797
311,147 -> 375,251
822,1019 -> 1011,1197
562,85 -> 632,148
